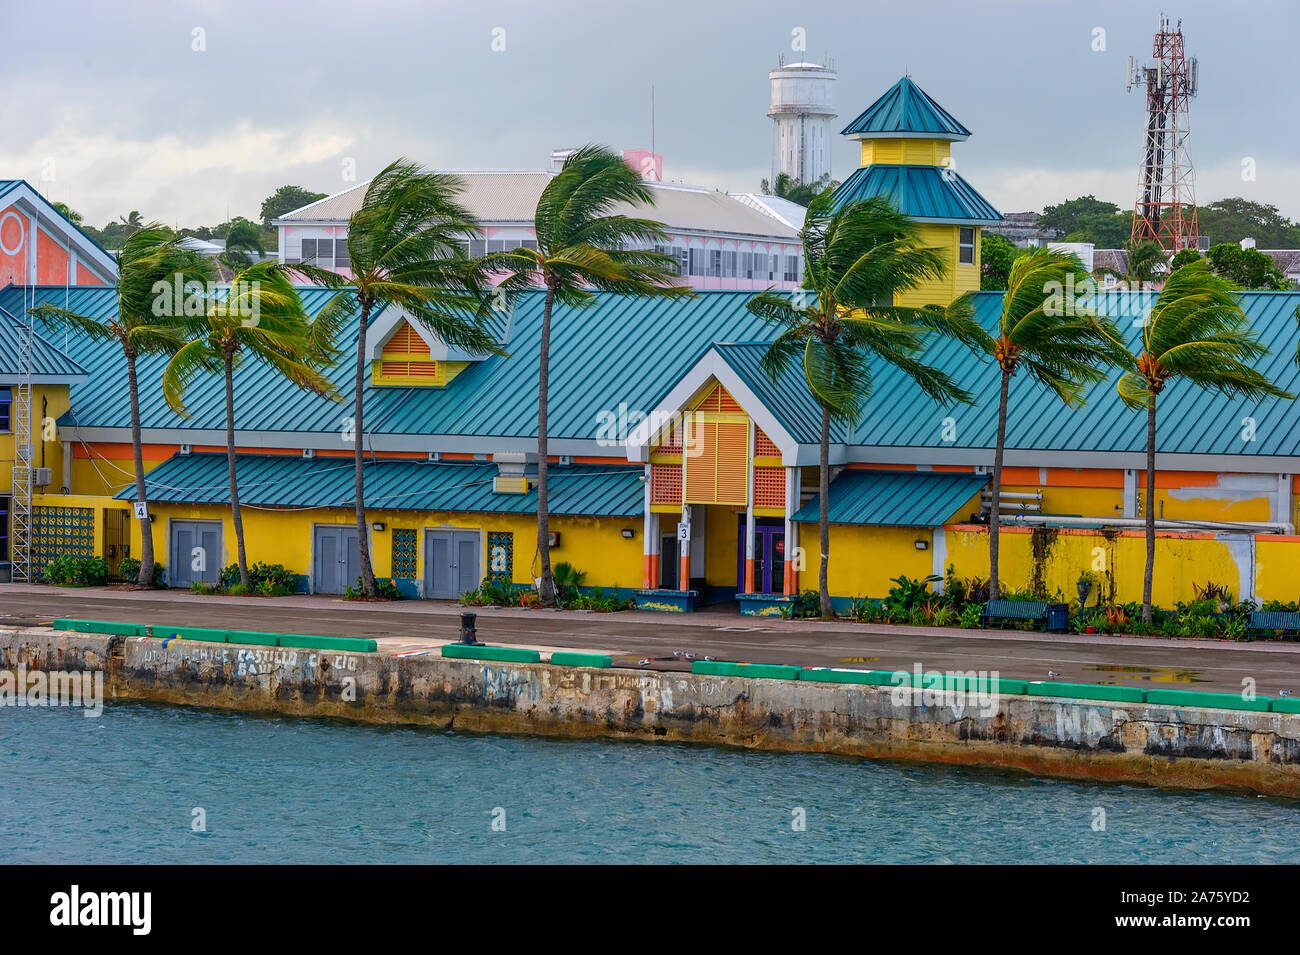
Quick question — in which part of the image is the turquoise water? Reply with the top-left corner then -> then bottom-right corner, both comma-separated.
2,703 -> 1298,864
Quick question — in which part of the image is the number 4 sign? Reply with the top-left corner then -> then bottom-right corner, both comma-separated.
132,501 -> 149,520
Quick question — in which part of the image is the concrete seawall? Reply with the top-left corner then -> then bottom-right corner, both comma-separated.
7,626 -> 1300,797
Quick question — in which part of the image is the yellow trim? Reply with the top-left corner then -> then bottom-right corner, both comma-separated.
650,503 -> 681,515
753,456 -> 783,467
370,359 -> 471,388
859,138 -> 951,167
753,507 -> 786,518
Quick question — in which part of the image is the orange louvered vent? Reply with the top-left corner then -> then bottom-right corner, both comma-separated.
696,383 -> 742,413
754,427 -> 780,458
753,467 -> 786,508
684,419 -> 749,505
650,464 -> 683,505
655,422 -> 683,453
382,323 -> 430,359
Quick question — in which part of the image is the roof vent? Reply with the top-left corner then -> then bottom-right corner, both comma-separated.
493,451 -> 532,494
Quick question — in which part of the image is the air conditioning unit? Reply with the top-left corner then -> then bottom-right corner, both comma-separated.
32,467 -> 52,487
302,449 -> 315,459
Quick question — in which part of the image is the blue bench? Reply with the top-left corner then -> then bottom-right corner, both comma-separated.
1247,611 -> 1300,640
980,599 -> 1069,633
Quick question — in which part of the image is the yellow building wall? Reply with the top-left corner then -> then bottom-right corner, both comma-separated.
797,523 -> 935,598
998,478 -> 1277,524
893,222 -> 981,308
123,502 -> 643,593
704,505 -> 741,587
859,138 -> 951,166
1,384 -> 71,497
1256,537 -> 1300,604
944,525 -> 1260,607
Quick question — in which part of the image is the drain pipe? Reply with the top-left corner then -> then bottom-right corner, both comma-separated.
998,513 -> 1295,535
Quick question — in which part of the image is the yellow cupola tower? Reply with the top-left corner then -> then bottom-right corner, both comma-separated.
830,77 -> 1002,307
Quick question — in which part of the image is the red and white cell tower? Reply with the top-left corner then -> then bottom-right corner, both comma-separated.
1127,14 -> 1201,254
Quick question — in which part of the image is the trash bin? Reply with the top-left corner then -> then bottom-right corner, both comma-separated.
1045,603 -> 1069,633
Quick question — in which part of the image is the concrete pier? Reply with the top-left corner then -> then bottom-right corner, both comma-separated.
6,626 -> 1300,798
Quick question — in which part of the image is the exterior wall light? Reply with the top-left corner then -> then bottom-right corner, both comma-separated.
914,540 -> 928,550
621,528 -> 635,539
372,522 -> 386,531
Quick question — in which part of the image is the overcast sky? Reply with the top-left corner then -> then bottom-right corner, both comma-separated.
4,0 -> 1296,228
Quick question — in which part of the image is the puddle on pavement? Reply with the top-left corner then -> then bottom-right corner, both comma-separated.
1083,664 -> 1209,684
836,657 -> 881,664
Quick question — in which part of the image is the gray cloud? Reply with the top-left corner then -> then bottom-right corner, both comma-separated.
4,0 -> 1295,227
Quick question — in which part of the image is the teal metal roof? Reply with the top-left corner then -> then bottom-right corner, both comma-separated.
0,285 -> 774,441
792,469 -> 988,527
113,453 -> 644,517
711,343 -> 850,444
840,78 -> 971,139
831,165 -> 1002,223
0,294 -> 89,383
6,283 -> 1300,462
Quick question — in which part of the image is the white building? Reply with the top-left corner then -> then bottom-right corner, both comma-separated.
768,59 -> 837,187
275,154 -> 806,291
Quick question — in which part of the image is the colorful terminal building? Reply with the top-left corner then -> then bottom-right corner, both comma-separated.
2,80 -> 1299,611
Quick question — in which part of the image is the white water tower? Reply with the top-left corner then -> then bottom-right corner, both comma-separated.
768,57 -> 837,187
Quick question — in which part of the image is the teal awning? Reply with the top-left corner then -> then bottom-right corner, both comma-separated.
114,453 -> 644,518
793,470 -> 988,527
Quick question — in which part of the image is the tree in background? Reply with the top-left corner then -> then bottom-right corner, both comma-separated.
760,172 -> 841,208
980,233 -> 1026,290
1040,195 -> 1132,247
1169,248 -> 1202,272
30,226 -> 213,586
1099,240 -> 1167,287
965,247 -> 1128,599
260,185 -> 329,228
52,202 -> 83,226
1196,198 -> 1300,249
1206,243 -> 1290,290
749,192 -> 980,619
1109,261 -> 1292,622
486,145 -> 689,605
219,220 -> 267,271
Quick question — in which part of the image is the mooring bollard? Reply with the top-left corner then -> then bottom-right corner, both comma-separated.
459,611 -> 480,645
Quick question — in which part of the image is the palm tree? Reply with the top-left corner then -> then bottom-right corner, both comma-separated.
1102,239 -> 1166,287
219,220 -> 267,273
486,144 -> 691,604
315,159 -> 502,597
1111,260 -> 1293,621
160,261 -> 341,590
119,211 -> 144,238
967,247 -> 1128,599
748,192 -> 981,619
30,225 -> 212,586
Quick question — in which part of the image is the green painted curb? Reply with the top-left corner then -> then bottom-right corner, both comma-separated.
441,644 -> 541,663
549,651 -> 612,668
1271,698 -> 1300,714
278,635 -> 378,653
226,631 -> 281,647
154,626 -> 229,642
54,619 -> 146,637
798,668 -> 898,685
1145,689 -> 1272,712
691,661 -> 802,680
994,679 -> 1029,696
1027,681 -> 1146,703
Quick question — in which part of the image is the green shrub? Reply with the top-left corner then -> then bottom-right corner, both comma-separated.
460,577 -> 517,606
42,555 -> 109,586
848,596 -> 880,622
344,577 -> 405,600
782,589 -> 821,619
191,580 -> 219,595
219,562 -> 299,594
958,604 -> 981,629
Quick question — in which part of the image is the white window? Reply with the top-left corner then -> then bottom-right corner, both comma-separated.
959,227 -> 976,265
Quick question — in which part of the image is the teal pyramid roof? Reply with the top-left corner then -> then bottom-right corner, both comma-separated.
841,77 -> 971,139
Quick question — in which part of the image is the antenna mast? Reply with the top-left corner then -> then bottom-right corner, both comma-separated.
1127,13 -> 1200,254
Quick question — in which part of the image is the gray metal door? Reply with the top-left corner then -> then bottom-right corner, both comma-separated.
424,530 -> 479,599
170,521 -> 222,588
314,525 -> 360,594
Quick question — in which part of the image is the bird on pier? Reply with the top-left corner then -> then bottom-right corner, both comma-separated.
1280,689 -> 1292,698
1048,670 -> 1061,680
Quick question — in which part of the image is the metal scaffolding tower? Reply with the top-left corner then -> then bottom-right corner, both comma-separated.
1127,13 -> 1201,254
10,286 -> 34,582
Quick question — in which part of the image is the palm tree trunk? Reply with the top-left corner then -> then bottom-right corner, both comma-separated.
126,352 -> 153,587
225,355 -> 250,591
988,368 -> 1010,600
818,405 -> 832,620
536,286 -> 555,605
353,300 -> 376,597
1142,399 -> 1157,623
